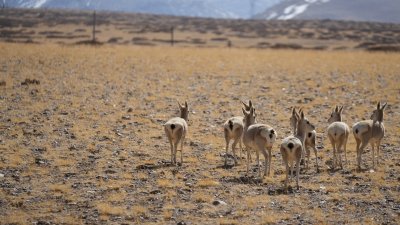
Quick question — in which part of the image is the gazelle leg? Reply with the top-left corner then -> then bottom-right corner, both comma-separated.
232,138 -> 239,165
224,137 -> 229,166
371,142 -> 375,169
377,140 -> 381,165
296,158 -> 300,190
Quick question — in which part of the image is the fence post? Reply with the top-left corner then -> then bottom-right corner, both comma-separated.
170,26 -> 174,46
92,11 -> 96,43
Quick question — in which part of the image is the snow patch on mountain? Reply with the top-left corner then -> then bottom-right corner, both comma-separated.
33,0 -> 47,8
279,4 -> 309,19
267,0 -> 330,20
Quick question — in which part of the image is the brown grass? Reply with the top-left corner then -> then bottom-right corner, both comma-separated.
197,178 -> 221,187
0,42 -> 399,224
96,202 -> 127,216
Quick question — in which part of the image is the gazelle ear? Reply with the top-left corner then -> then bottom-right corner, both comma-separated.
381,102 -> 387,110
242,108 -> 247,116
292,107 -> 296,115
339,106 -> 344,114
300,111 -> 305,119
177,101 -> 183,109
377,102 -> 381,109
185,101 -> 188,109
249,100 -> 253,108
292,107 -> 299,119
241,100 -> 249,110
335,105 -> 339,112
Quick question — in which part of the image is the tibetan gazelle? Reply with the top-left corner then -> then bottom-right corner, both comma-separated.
352,102 -> 387,170
164,101 -> 189,165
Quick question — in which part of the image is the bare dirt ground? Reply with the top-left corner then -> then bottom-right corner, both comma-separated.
0,42 -> 399,224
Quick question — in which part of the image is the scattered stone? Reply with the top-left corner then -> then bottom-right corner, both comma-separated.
32,147 -> 47,153
21,78 -> 40,85
36,220 -> 50,225
189,141 -> 199,147
35,158 -> 48,166
212,200 -> 227,206
150,190 -> 161,194
64,173 -> 76,178
122,115 -> 131,120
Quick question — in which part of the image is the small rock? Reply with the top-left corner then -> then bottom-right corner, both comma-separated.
150,190 -> 161,194
0,173 -> 4,178
35,158 -> 47,166
122,115 -> 130,120
177,222 -> 186,225
212,200 -> 227,206
190,141 -> 199,147
127,107 -> 133,112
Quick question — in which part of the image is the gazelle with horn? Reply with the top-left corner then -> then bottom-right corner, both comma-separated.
281,109 -> 315,191
242,104 -> 277,178
290,108 -> 319,172
352,102 -> 387,170
223,100 -> 254,166
164,101 -> 189,165
327,105 -> 350,169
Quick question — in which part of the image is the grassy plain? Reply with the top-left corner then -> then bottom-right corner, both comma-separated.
0,43 -> 399,224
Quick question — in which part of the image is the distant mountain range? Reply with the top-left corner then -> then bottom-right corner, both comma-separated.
254,0 -> 400,23
3,0 -> 400,23
3,0 -> 280,19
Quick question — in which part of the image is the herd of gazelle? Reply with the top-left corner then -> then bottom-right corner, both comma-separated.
164,100 -> 387,191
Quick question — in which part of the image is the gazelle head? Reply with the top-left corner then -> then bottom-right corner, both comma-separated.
328,105 -> 343,123
242,106 -> 256,127
178,101 -> 189,121
370,102 -> 387,123
297,110 -> 315,134
241,100 -> 253,112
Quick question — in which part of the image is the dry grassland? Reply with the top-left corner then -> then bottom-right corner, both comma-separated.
0,43 -> 399,224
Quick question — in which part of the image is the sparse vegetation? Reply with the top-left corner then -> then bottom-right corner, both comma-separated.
0,9 -> 399,224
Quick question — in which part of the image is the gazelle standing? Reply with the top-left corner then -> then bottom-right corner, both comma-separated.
352,102 -> 387,170
242,105 -> 277,178
281,109 -> 315,191
223,100 -> 253,166
290,108 -> 319,172
164,101 -> 189,165
327,106 -> 350,170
